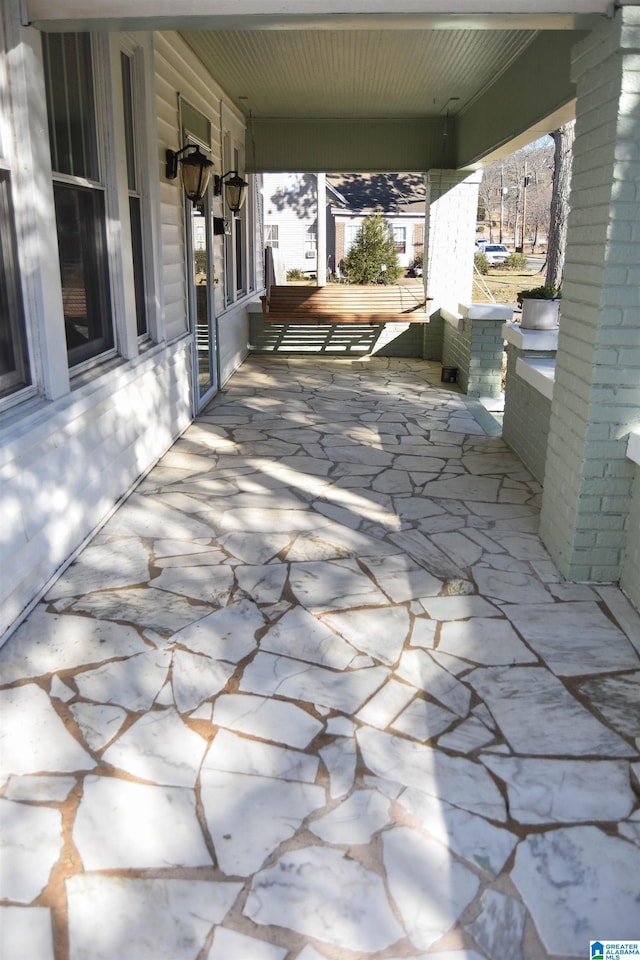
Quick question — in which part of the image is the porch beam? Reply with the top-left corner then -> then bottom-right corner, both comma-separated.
455,31 -> 582,169
22,0 -> 608,32
247,118 -> 450,175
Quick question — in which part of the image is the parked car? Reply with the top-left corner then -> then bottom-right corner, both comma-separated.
482,244 -> 510,265
475,238 -> 489,249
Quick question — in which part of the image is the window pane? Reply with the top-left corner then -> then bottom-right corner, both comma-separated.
42,34 -> 99,180
235,215 -> 244,293
121,50 -> 147,338
393,226 -> 406,254
54,183 -> 113,365
120,53 -> 136,192
129,196 -> 147,337
0,173 -> 30,398
265,224 -> 278,248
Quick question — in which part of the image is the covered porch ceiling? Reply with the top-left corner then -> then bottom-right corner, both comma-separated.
24,1 -> 615,172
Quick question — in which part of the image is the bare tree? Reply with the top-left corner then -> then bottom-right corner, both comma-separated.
478,142 -> 554,249
477,165 -> 502,241
545,120 -> 575,289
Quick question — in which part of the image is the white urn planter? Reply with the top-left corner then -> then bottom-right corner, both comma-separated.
520,298 -> 560,330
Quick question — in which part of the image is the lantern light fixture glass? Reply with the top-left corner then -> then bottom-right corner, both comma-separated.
214,170 -> 249,214
165,144 -> 213,205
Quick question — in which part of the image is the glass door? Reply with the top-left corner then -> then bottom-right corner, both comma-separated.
180,99 -> 217,413
190,195 -> 217,407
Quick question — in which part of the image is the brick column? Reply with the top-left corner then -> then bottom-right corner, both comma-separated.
442,304 -> 512,398
424,169 -> 482,313
539,7 -> 640,582
423,170 -> 482,361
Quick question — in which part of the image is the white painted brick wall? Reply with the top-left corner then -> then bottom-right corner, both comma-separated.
425,170 -> 481,315
540,7 -> 640,583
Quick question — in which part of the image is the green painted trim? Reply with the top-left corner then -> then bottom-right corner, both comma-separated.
247,118 -> 451,174
455,31 -> 584,168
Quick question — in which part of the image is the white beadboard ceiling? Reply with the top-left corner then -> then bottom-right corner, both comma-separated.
180,27 -> 540,120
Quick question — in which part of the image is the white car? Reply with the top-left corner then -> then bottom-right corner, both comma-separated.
482,244 -> 510,265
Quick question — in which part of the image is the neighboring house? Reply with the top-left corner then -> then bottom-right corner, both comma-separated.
262,172 -> 425,278
328,174 -> 426,274
263,173 -> 321,275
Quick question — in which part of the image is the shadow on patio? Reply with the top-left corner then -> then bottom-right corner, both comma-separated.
1,356 -> 639,960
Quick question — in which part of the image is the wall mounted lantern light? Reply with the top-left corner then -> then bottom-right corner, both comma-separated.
165,144 -> 213,205
214,170 -> 249,214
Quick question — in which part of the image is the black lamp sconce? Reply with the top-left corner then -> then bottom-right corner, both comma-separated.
165,144 -> 213,205
214,170 -> 249,214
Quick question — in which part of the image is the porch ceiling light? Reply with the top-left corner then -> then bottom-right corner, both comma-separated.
214,170 -> 249,214
165,144 -> 213,205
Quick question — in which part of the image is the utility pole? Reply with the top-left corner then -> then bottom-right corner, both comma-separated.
521,161 -> 530,254
499,165 -> 506,244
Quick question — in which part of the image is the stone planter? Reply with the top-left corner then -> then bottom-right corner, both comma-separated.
520,298 -> 560,330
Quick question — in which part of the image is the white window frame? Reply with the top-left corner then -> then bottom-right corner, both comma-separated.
120,40 -> 149,342
116,34 -> 161,348
392,224 -> 407,254
265,224 -> 279,248
0,3 -> 41,410
0,39 -> 29,406
345,220 -> 362,253
221,110 -> 255,308
305,222 -> 317,259
43,31 -> 118,374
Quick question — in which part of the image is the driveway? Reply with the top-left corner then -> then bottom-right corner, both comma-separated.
1,356 -> 639,960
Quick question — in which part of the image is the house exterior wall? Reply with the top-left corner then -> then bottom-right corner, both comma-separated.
155,32 -> 259,359
263,174 -> 319,275
155,32 -> 201,344
332,212 -> 424,272
0,6 -> 258,643
0,342 -> 192,639
539,7 -> 640,582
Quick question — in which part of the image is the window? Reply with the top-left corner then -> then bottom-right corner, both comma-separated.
392,226 -> 406,254
42,33 -> 113,366
265,224 -> 279,248
345,222 -> 361,253
221,110 -> 254,307
305,223 -> 317,259
225,140 -> 249,303
121,50 -> 147,338
0,172 -> 30,399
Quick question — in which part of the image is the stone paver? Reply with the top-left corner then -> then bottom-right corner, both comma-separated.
1,356 -> 638,960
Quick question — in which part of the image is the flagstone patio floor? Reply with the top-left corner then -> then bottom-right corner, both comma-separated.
1,355 -> 639,960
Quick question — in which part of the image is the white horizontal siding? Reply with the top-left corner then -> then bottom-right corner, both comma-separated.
1,342 -> 192,641
154,31 -> 251,378
269,221 -> 317,273
155,35 -> 189,343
